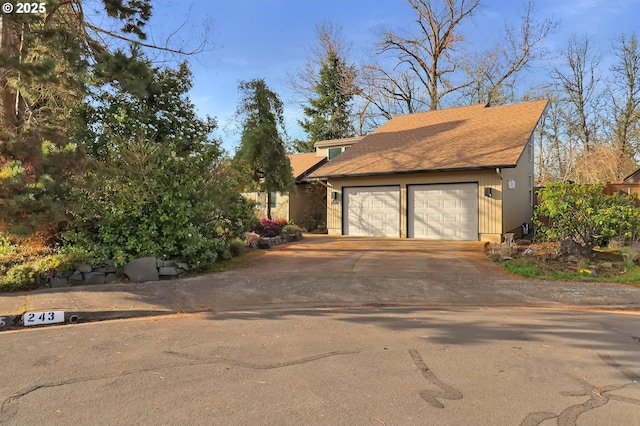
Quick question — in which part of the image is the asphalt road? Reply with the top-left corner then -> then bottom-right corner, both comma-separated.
1,307 -> 639,425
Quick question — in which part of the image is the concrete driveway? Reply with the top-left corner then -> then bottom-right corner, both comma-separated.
226,235 -> 494,279
181,234 -> 640,311
3,235 -> 640,328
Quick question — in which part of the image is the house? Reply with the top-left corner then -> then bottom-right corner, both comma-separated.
243,153 -> 327,227
605,168 -> 640,207
308,100 -> 549,242
314,136 -> 362,160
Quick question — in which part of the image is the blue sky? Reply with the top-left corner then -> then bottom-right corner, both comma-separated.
145,0 -> 640,153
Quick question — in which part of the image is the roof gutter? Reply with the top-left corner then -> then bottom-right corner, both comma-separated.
310,164 -> 518,180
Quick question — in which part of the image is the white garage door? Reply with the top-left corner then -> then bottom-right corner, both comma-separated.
344,186 -> 400,237
408,183 -> 478,240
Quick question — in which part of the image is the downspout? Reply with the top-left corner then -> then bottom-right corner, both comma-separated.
496,168 -> 503,240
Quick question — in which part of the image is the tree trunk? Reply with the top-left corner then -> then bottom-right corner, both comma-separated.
0,15 -> 18,128
266,191 -> 272,219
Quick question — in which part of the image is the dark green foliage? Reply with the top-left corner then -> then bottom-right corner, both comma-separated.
0,1 -> 156,235
298,49 -> 356,151
236,78 -> 295,218
102,0 -> 153,39
534,183 -> 640,247
228,238 -> 245,257
65,63 -> 237,269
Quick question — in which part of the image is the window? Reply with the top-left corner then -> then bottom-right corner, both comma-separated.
328,147 -> 342,160
270,192 -> 277,208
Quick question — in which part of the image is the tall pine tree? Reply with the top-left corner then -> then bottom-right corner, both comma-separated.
236,79 -> 294,219
297,48 -> 356,152
0,1 -> 155,235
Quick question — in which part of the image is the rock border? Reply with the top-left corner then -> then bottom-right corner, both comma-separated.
39,232 -> 304,287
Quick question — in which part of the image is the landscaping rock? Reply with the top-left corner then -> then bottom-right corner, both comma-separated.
601,262 -> 613,268
164,260 -> 176,267
37,276 -> 49,287
105,273 -> 119,284
50,277 -> 68,288
158,266 -> 179,276
95,264 -> 117,273
565,255 -> 578,262
68,273 -> 84,285
176,262 -> 190,271
83,272 -> 106,285
123,257 -> 159,282
257,238 -> 272,249
560,239 -> 595,258
76,262 -> 92,273
156,259 -> 164,268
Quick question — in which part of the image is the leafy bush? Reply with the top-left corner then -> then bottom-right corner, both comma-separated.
228,238 -> 245,256
282,224 -> 305,234
253,218 -> 282,237
274,218 -> 287,227
1,246 -> 95,291
63,62 -> 251,271
534,183 -> 640,247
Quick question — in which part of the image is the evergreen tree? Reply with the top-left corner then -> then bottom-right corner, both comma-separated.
297,49 -> 356,152
236,79 -> 294,219
65,61 -> 233,266
0,1 -> 155,235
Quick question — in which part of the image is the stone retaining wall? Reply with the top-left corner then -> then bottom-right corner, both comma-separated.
41,257 -> 192,288
40,232 -> 303,287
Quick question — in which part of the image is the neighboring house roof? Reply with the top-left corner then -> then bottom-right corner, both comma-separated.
314,136 -> 363,148
288,153 -> 327,181
623,168 -> 640,183
309,100 -> 548,179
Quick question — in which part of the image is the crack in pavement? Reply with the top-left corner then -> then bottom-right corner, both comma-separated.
0,349 -> 359,423
163,349 -> 361,369
520,353 -> 640,426
408,349 -> 463,409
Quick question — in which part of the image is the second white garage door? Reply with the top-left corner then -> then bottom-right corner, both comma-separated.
344,186 -> 400,237
408,183 -> 478,240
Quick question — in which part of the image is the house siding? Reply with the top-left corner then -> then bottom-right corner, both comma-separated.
501,135 -> 535,235
242,192 -> 290,221
326,170 -> 503,241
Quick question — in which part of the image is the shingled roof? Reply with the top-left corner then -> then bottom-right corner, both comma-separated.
288,153 -> 327,181
309,100 -> 548,178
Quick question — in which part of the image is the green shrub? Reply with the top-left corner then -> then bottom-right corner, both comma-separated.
534,183 -> 640,247
282,224 -> 305,234
0,249 -> 94,291
229,238 -> 245,256
63,139 -> 226,269
1,264 -> 36,291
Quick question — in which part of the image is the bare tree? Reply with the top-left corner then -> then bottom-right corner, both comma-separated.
287,20 -> 357,99
459,1 -> 558,106
608,33 -> 640,177
374,0 -> 481,111
552,34 -> 603,153
360,0 -> 556,125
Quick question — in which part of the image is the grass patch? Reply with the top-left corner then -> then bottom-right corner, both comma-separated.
502,257 -> 540,278
538,271 -> 581,281
611,266 -> 640,285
